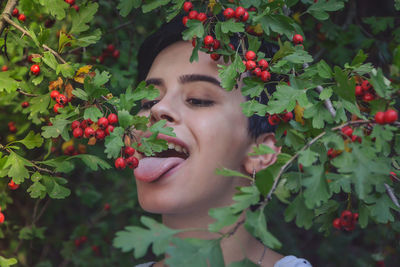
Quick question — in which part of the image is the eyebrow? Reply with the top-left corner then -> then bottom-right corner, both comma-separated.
145,74 -> 223,89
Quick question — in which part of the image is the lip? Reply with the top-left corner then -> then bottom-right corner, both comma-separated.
142,132 -> 190,155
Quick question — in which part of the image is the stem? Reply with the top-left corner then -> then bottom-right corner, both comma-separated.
0,0 -> 17,37
0,14 -> 67,64
17,88 -> 39,97
384,183 -> 400,212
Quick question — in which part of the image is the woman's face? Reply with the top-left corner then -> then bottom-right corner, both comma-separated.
133,41 -> 255,215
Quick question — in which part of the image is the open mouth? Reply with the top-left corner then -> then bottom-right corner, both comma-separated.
153,142 -> 189,160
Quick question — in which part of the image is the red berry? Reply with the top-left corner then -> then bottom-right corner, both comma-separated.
352,213 -> 359,222
112,50 -> 120,59
95,129 -> 106,140
98,55 -> 104,63
361,80 -> 371,91
18,14 -> 26,22
106,44 -> 115,53
204,35 -> 214,47
351,135 -> 362,143
340,210 -> 353,221
21,101 -> 29,108
355,85 -> 363,96
126,156 -> 139,169
80,119 -> 88,129
105,125 -> 114,136
0,212 -> 4,224
241,11 -> 249,22
53,103 -> 64,113
73,127 -> 83,139
9,125 -> 17,133
30,64 -> 40,75
74,239 -> 81,247
282,112 -> 293,122
341,126 -> 353,137
390,172 -> 398,182
1,65 -> 8,72
213,39 -> 220,50
80,236 -> 87,243
252,67 -> 261,77
87,118 -> 93,125
56,94 -> 67,105
229,43 -> 235,50
104,203 -> 111,211
72,5 -> 79,12
124,146 -> 135,157
260,70 -> 271,82
192,38 -> 197,47
196,12 -> 207,22
258,59 -> 269,70
384,109 -> 398,124
245,50 -> 257,61
223,8 -> 235,19
98,117 -> 109,129
292,34 -> 303,44
12,8 -> 19,17
332,218 -> 341,229
327,148 -> 337,158
107,113 -> 118,125
268,114 -> 280,126
182,16 -> 189,26
362,92 -> 374,102
115,157 -> 126,169
245,60 -> 256,70
375,111 -> 385,125
84,127 -> 95,138
183,1 -> 193,12
65,0 -> 75,5
188,10 -> 198,20
210,53 -> 220,61
50,90 -> 60,100
8,180 -> 19,190
235,6 -> 246,19
71,120 -> 80,130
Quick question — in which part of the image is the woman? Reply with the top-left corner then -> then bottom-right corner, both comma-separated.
131,15 -> 312,267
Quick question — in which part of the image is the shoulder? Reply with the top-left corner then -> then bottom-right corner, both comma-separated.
134,262 -> 156,267
274,255 -> 312,267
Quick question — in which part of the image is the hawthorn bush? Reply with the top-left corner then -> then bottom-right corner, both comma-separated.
0,0 -> 399,266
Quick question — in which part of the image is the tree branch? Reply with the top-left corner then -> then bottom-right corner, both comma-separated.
0,0 -> 17,37
17,88 -> 39,97
0,14 -> 67,64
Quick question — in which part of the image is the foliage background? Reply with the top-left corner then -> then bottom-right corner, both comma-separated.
0,0 -> 399,266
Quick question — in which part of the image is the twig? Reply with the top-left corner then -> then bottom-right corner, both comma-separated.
106,20 -> 135,34
384,183 -> 400,212
17,88 -> 39,97
0,0 -> 17,37
1,14 -> 67,64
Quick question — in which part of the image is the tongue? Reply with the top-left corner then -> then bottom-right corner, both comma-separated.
134,157 -> 185,183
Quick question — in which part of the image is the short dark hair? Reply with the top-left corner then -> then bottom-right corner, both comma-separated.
137,15 -> 278,140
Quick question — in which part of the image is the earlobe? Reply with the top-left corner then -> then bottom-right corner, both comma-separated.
243,133 -> 281,175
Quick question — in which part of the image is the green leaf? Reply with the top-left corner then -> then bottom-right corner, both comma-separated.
16,131 -> 44,149
316,60 -> 332,79
27,181 -> 47,199
42,51 -> 58,70
241,77 -> 265,98
142,0 -> 170,13
19,226 -> 46,240
244,209 -> 282,249
298,148 -> 319,167
182,19 -> 204,41
83,106 -> 102,121
39,156 -> 75,173
208,206 -> 241,232
41,119 -> 70,139
369,68 -> 392,98
248,144 -> 275,156
257,14 -> 296,39
118,110 -> 134,129
113,216 -> 181,258
104,127 -> 125,159
117,0 -> 141,17
302,165 -> 332,208
283,48 -> 313,64
364,193 -> 400,223
333,66 -> 356,102
284,194 -> 314,229
351,50 -> 368,66
70,2 -> 99,34
303,102 -> 334,129
240,100 -> 267,117
0,256 -> 18,267
218,54 -> 245,91
56,64 -> 75,78
362,17 -> 395,34
265,84 -> 308,114
0,72 -> 20,93
72,88 -> 88,101
75,29 -> 102,47
28,94 -> 51,122
4,152 -> 33,184
307,0 -> 344,20
220,20 -> 245,34
231,186 -> 260,213
214,167 -> 252,179
165,238 -> 224,267
318,87 -> 333,100
39,0 -> 69,20
149,120 -> 176,137
42,176 -> 71,199
69,154 -> 111,171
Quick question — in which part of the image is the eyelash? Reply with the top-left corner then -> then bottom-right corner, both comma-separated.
141,99 -> 214,110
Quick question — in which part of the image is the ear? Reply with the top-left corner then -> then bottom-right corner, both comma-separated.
242,133 -> 281,175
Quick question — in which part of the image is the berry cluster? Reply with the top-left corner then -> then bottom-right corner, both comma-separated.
95,44 -> 120,64
64,0 -> 79,11
374,109 -> 398,125
267,111 -> 293,126
243,50 -> 271,82
115,146 -> 139,170
341,126 -> 362,143
74,235 -> 88,248
12,8 -> 26,22
70,114 -> 118,141
50,90 -> 68,113
333,210 -> 359,231
8,179 -> 19,190
223,6 -> 249,22
355,80 -> 377,102
201,35 -> 223,61
8,121 -> 17,133
182,1 -> 208,26
0,207 -> 4,224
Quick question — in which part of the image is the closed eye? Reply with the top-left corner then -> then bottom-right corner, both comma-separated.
140,99 -> 214,110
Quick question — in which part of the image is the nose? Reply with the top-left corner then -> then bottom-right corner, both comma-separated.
149,96 -> 180,125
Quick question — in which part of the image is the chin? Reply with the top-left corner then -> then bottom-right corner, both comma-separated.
137,189 -> 184,214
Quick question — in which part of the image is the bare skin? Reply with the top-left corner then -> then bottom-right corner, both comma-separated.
133,41 -> 282,266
